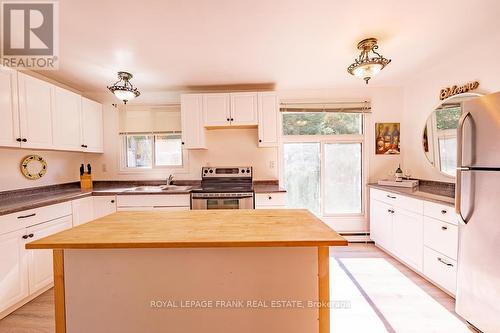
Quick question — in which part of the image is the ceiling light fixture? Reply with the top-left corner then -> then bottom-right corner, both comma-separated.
107,71 -> 141,104
347,38 -> 391,84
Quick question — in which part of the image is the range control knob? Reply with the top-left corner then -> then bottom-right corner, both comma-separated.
204,169 -> 208,173
246,169 -> 251,173
209,169 -> 213,173
241,169 -> 245,173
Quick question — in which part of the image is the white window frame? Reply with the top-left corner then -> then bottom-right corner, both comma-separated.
118,132 -> 189,174
278,113 -> 369,232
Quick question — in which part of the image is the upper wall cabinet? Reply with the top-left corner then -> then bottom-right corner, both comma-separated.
257,92 -> 279,147
53,87 -> 82,151
0,67 -> 20,147
182,91 -> 278,148
81,98 -> 104,153
230,93 -> 258,126
203,93 -> 231,126
18,73 -> 55,149
203,92 -> 259,127
181,94 -> 206,149
0,70 -> 104,153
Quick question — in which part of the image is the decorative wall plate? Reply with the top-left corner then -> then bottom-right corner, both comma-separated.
20,155 -> 47,180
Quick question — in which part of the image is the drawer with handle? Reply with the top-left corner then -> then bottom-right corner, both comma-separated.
0,202 -> 72,236
255,193 -> 286,207
423,201 -> 456,225
423,216 -> 458,260
370,189 -> 423,214
423,246 -> 457,295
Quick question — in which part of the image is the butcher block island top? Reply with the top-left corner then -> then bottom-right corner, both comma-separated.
26,209 -> 347,249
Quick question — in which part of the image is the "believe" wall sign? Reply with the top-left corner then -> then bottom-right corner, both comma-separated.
439,81 -> 480,100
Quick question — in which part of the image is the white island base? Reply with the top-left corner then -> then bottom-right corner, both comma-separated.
62,247 -> 327,333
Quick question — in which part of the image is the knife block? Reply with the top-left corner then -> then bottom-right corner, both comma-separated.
80,173 -> 93,189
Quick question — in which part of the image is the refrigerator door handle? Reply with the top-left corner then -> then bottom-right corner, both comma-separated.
456,111 -> 472,224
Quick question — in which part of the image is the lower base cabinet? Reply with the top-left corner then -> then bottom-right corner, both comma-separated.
393,209 -> 423,271
93,196 -> 117,219
255,192 -> 287,209
72,197 -> 94,226
0,229 -> 29,313
27,216 -> 72,292
370,188 -> 458,296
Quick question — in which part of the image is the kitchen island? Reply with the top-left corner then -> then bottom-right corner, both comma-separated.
26,209 -> 347,333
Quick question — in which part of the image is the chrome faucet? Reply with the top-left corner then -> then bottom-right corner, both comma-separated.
166,174 -> 174,185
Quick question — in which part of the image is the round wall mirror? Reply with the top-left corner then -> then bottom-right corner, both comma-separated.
422,93 -> 482,177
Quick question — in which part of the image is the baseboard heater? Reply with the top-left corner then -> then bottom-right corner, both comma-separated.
339,232 -> 374,243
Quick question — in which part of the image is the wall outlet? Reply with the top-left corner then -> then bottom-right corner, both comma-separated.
269,160 -> 276,169
102,163 -> 107,172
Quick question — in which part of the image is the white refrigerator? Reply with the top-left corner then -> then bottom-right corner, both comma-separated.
455,92 -> 500,333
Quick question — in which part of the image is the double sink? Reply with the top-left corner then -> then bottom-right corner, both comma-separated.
124,185 -> 192,193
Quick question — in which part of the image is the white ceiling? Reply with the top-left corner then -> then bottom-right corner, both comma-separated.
37,0 -> 499,95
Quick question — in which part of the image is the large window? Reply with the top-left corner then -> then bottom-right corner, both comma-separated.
282,111 -> 365,218
123,133 -> 182,169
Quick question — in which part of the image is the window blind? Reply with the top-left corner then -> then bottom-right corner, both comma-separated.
119,105 -> 181,134
280,101 -> 371,113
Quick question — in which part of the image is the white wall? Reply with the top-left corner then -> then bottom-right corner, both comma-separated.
0,147 -> 85,191
401,35 -> 500,183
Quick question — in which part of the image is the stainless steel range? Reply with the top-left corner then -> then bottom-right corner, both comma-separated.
191,167 -> 254,210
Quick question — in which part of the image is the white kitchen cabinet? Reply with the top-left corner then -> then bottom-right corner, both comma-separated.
230,92 -> 258,126
423,247 -> 457,294
393,208 -> 423,271
81,97 -> 104,153
370,187 -> 458,296
203,93 -> 231,126
72,197 -> 95,226
26,216 -> 72,293
0,229 -> 29,314
93,196 -> 117,219
255,192 -> 287,209
257,92 -> 279,147
53,87 -> 82,151
181,94 -> 206,149
116,194 -> 190,211
369,199 -> 393,251
17,73 -> 54,149
0,67 -> 20,148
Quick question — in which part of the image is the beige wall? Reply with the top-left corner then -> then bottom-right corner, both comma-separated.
0,147 -> 85,191
401,35 -> 500,183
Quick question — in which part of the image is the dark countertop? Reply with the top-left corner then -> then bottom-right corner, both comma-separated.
0,184 -> 194,216
368,183 -> 455,207
0,189 -> 93,216
253,184 -> 287,193
0,180 -> 286,216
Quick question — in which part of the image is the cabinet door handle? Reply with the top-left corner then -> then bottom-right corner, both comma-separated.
28,233 -> 34,238
387,195 -> 396,199
268,196 -> 272,200
16,138 -> 22,142
387,209 -> 394,214
111,200 -> 115,203
17,213 -> 36,219
441,209 -> 447,214
441,226 -> 448,231
259,139 -> 262,143
181,142 -> 185,145
437,257 -> 454,267
226,118 -> 230,121
22,138 -> 27,142
230,118 -> 234,121
22,235 -> 29,239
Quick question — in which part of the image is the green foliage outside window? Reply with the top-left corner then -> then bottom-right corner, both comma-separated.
282,112 -> 362,135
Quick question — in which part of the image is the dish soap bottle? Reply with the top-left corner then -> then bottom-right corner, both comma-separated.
395,164 -> 404,182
